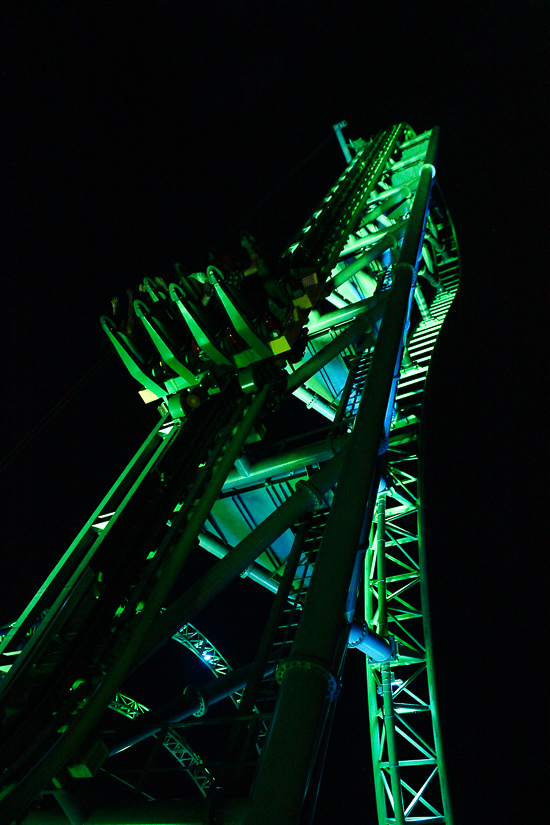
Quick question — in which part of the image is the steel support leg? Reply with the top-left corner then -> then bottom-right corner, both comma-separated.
245,256 -> 416,825
243,131 -> 439,825
376,492 -> 388,638
138,447 -> 349,664
0,388 -> 269,824
381,664 -> 406,825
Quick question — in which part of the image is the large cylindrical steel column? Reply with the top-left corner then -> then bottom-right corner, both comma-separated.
244,130 -> 439,825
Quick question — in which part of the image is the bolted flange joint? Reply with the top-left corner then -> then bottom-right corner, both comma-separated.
347,619 -> 368,648
276,655 -> 341,701
296,480 -> 327,511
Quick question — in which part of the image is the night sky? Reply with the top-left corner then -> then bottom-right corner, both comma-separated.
2,3 -> 545,823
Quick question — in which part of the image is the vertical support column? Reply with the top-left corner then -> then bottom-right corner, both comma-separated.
381,665 -> 406,825
376,491 -> 388,638
0,389 -> 271,824
366,495 -> 389,823
376,491 -> 405,823
245,129 -> 439,825
246,233 -> 416,825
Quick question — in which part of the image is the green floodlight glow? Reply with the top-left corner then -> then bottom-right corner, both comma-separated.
0,122 -> 459,825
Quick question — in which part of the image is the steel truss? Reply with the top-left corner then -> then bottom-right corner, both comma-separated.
107,622 -> 243,798
366,450 -> 450,825
0,122 -> 460,825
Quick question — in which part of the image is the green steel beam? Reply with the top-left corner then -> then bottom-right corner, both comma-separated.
0,388 -> 269,823
136,445 -> 348,666
0,415 -> 174,663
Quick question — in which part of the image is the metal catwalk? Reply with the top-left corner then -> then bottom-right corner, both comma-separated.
0,123 -> 460,825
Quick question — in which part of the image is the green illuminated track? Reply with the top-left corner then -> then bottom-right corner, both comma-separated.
0,123 -> 459,825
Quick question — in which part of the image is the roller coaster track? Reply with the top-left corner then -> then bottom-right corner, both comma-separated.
0,122 -> 460,825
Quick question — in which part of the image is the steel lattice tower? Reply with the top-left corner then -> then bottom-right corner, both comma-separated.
0,123 -> 459,825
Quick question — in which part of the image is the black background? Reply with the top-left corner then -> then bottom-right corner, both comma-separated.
2,2 -> 546,822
